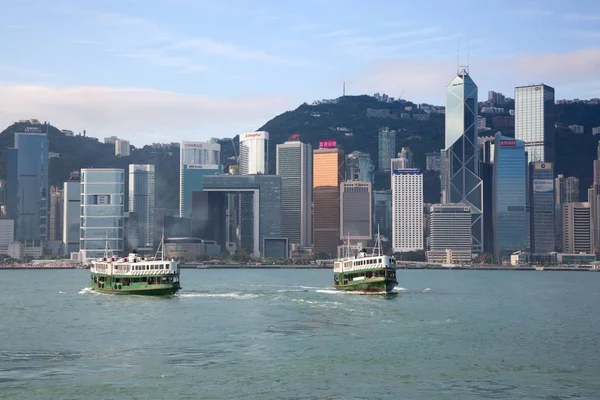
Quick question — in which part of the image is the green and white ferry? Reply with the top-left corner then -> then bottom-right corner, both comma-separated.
333,234 -> 398,293
90,240 -> 181,295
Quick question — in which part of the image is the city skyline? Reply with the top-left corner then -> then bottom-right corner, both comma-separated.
1,1 -> 599,145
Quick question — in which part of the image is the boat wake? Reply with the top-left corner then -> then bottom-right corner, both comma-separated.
177,292 -> 260,300
78,287 -> 97,295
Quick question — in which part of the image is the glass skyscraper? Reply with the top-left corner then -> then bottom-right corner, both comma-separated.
515,84 -> 555,164
378,128 -> 396,171
345,151 -> 374,183
62,171 -> 81,255
443,68 -> 483,253
276,140 -> 313,249
80,168 -> 125,259
128,164 -> 155,248
492,133 -> 527,262
179,141 -> 221,218
529,162 -> 555,253
8,132 -> 49,243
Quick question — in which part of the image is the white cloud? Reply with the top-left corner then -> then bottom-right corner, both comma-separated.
349,47 -> 600,103
0,84 -> 294,146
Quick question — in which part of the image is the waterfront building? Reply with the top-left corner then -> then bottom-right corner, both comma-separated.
0,219 -> 15,250
239,131 -> 269,175
427,204 -> 472,264
561,202 -> 593,254
313,147 -> 344,257
276,140 -> 313,249
340,181 -> 372,242
378,128 -> 396,171
179,140 -> 221,218
79,168 -> 125,259
515,84 -> 555,163
442,67 -> 483,253
48,186 -> 64,242
392,169 -> 423,253
6,131 -> 49,243
345,151 -> 374,183
492,134 -> 527,262
529,162 -> 555,253
555,175 -> 579,204
128,165 -> 155,248
62,171 -> 81,255
115,139 -> 130,157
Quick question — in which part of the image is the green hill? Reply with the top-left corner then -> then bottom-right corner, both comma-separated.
1,96 -> 599,210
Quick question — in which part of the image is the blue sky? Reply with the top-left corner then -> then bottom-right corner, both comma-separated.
0,0 -> 599,146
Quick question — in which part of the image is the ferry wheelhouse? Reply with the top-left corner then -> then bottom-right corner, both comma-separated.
90,238 -> 180,295
333,234 -> 398,293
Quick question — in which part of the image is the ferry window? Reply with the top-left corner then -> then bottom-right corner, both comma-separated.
379,259 -> 382,263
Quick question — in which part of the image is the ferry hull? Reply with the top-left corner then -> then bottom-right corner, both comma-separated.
92,284 -> 180,296
334,278 -> 397,294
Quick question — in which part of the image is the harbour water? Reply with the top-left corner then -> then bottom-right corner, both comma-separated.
1,268 -> 599,399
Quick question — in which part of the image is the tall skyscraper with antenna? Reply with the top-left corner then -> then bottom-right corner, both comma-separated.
442,60 -> 483,254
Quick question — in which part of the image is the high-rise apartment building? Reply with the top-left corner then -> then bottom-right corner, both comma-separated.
239,131 -> 269,175
529,162 -> 555,253
555,175 -> 579,204
561,202 -> 593,254
313,147 -> 344,257
391,169 -> 423,253
492,134 -> 527,262
6,131 -> 49,243
129,164 -> 155,248
115,139 -> 130,157
63,171 -> 81,255
378,128 -> 396,171
276,140 -> 313,249
179,140 -> 221,218
79,168 -> 125,259
427,204 -> 472,264
515,84 -> 555,164
340,181 -> 372,242
48,186 -> 64,242
443,68 -> 483,253
345,151 -> 374,183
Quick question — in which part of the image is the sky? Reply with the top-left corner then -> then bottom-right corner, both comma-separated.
0,0 -> 599,146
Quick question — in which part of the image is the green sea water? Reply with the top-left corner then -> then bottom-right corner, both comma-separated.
1,269 -> 599,399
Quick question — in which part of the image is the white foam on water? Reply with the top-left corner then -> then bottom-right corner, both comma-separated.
177,292 -> 259,300
394,287 -> 409,292
78,287 -> 96,295
422,288 -> 431,292
58,291 -> 65,294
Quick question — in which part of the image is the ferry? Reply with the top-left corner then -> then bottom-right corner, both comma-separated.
90,237 -> 181,296
333,233 -> 398,293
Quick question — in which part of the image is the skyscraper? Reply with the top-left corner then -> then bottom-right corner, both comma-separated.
561,202 -> 593,254
115,139 -> 130,157
80,168 -> 125,259
128,164 -> 155,248
179,141 -> 221,218
276,140 -> 313,249
378,128 -> 396,171
492,134 -> 527,262
239,131 -> 269,175
62,171 -> 81,255
313,147 -> 344,257
529,162 -> 555,253
515,84 -> 555,164
48,186 -> 63,242
555,175 -> 579,204
373,190 -> 392,240
392,169 -> 423,253
427,204 -> 472,264
340,181 -> 372,242
392,147 -> 414,170
443,67 -> 483,254
345,151 -> 374,183
7,131 -> 49,243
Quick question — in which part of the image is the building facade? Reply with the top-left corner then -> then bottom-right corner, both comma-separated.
345,151 -> 374,183
79,168 -> 125,259
48,186 -> 64,242
426,152 -> 441,171
443,68 -> 483,254
427,204 -> 472,264
115,139 -> 130,157
555,174 -> 579,204
492,134 -> 527,262
378,128 -> 396,171
340,181 -> 372,242
62,171 -> 81,255
392,169 -> 423,253
128,164 -> 155,248
179,141 -> 221,218
529,162 -> 555,253
276,140 -> 313,249
239,131 -> 269,175
561,202 -> 593,254
515,84 -> 555,164
373,190 -> 392,241
313,148 -> 344,257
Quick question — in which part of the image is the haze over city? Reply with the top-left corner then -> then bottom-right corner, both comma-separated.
1,0 -> 599,146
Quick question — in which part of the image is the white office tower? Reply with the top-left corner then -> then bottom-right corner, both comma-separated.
427,204 -> 472,264
392,169 -> 423,253
115,139 -> 130,157
239,131 -> 269,175
276,140 -> 313,249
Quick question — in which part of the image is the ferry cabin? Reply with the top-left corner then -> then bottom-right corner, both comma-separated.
91,256 -> 179,291
333,255 -> 396,286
